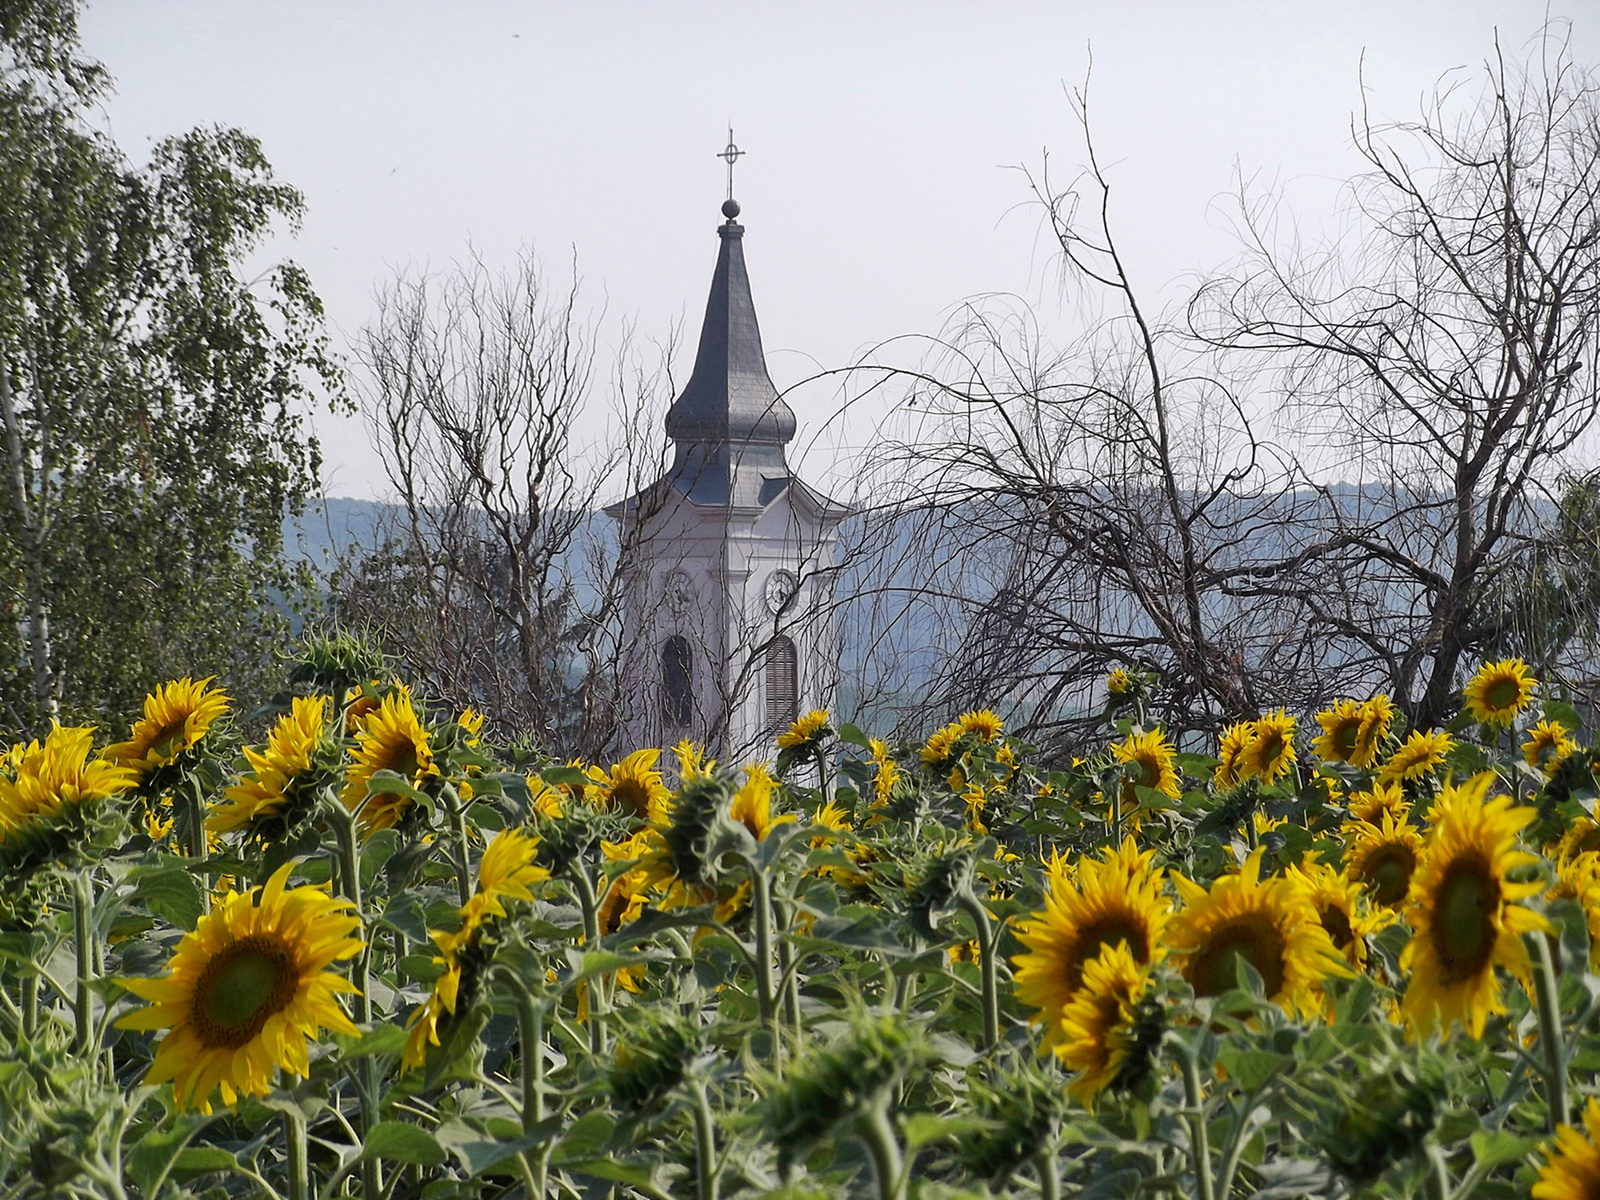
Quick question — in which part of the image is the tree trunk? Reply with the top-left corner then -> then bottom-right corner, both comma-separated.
0,350 -> 56,728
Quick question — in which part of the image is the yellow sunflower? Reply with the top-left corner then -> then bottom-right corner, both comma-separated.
1352,695 -> 1396,769
868,737 -> 899,808
462,827 -> 549,926
403,921 -> 472,1072
0,725 -> 137,839
954,709 -> 1004,742
673,738 -> 712,781
1346,781 -> 1408,827
1534,1095 -> 1600,1200
1399,774 -> 1547,1039
341,681 -> 389,734
116,861 -> 363,1111
921,724 -> 959,767
809,799 -> 853,844
1550,852 -> 1600,970
1242,709 -> 1298,785
1012,838 -> 1170,1054
104,677 -> 231,781
1524,719 -> 1578,775
776,710 -> 831,751
1343,809 -> 1426,910
1376,729 -> 1454,788
1462,658 -> 1537,728
1170,848 -> 1351,1015
1285,855 -> 1390,971
341,690 -> 438,836
1057,942 -> 1148,1108
1556,817 -> 1600,862
1111,728 -> 1181,813
730,764 -> 795,842
1106,668 -> 1133,696
1214,721 -> 1255,789
1312,699 -> 1366,765
209,696 -> 329,836
587,749 -> 671,821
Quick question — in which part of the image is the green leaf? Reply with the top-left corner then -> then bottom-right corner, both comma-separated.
1216,1048 -> 1292,1090
341,1023 -> 410,1059
126,1114 -> 215,1194
130,862 -> 204,930
837,722 -> 872,748
173,1146 -> 239,1174
538,764 -> 590,788
557,1158 -> 665,1189
902,1113 -> 980,1150
1470,1130 -> 1538,1167
365,1121 -> 446,1165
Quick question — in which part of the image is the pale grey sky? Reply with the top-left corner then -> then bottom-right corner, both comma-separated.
78,2 -> 1590,499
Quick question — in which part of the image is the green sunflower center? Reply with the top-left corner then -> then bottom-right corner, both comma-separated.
1335,721 -> 1360,754
1484,678 -> 1520,712
192,934 -> 298,1049
1434,857 -> 1499,983
1067,917 -> 1149,990
1138,756 -> 1162,788
1363,844 -> 1417,907
1257,733 -> 1285,766
1193,913 -> 1287,999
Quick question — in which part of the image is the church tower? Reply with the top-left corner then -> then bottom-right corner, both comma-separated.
606,191 -> 848,762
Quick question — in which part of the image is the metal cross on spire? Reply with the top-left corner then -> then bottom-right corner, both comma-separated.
718,127 -> 745,203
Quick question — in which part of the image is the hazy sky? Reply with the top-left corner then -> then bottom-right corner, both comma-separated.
78,2 -> 1591,500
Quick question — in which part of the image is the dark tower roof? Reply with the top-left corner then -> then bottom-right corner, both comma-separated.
606,201 -> 847,519
664,205 -> 797,447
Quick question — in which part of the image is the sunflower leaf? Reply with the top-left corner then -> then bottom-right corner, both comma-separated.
364,1120 -> 447,1165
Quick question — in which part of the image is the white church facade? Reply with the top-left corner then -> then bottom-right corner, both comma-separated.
605,196 -> 848,762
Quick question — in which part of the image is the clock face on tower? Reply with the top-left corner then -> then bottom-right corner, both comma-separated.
663,569 -> 695,616
764,569 -> 799,615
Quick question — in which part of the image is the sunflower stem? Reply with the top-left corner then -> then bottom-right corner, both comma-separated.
858,1096 -> 905,1200
1177,1041 -> 1216,1200
71,871 -> 93,1062
20,971 -> 37,1039
441,782 -> 474,909
1036,1149 -> 1061,1200
331,805 -> 380,1200
954,886 -> 999,1050
750,865 -> 779,1059
568,862 -> 608,1055
185,775 -> 211,914
691,1077 -> 718,1200
1531,929 -> 1569,1131
283,1108 -> 309,1200
517,997 -> 549,1198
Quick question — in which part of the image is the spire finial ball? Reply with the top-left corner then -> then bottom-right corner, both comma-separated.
722,198 -> 741,220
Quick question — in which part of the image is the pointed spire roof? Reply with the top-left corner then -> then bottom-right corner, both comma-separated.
664,201 -> 797,448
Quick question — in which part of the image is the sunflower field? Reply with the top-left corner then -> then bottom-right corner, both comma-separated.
1,642 -> 1599,1200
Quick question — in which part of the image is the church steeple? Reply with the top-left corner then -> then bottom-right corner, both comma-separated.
664,200 -> 797,449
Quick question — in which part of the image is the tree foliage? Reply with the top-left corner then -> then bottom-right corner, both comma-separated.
0,0 -> 342,730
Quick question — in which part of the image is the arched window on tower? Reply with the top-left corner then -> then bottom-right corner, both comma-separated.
662,636 -> 694,728
766,636 -> 798,731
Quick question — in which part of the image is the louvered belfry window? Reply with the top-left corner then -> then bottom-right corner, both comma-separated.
662,636 -> 694,728
766,636 -> 798,730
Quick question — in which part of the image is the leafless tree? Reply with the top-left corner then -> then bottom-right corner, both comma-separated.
839,92 -> 1328,749
1193,26 -> 1600,727
333,248 -> 671,758
840,28 -> 1600,747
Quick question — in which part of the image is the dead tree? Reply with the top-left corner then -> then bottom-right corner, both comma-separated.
1193,27 -> 1600,727
335,248 -> 670,758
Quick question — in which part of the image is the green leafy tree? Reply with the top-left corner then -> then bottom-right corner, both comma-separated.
0,0 -> 343,730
